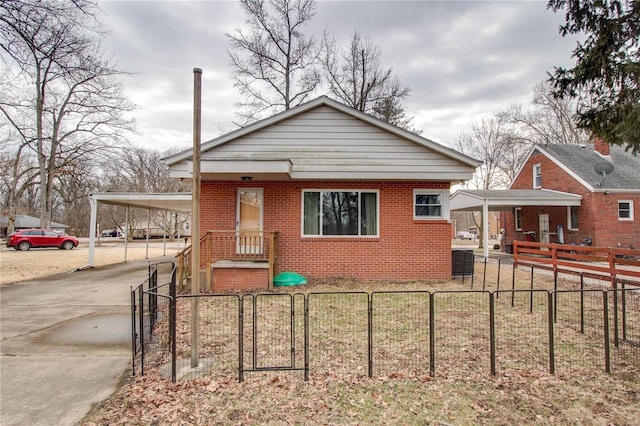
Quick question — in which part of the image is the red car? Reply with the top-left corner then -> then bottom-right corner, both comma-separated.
6,229 -> 79,251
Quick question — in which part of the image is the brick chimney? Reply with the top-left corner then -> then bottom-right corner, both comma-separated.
593,136 -> 610,156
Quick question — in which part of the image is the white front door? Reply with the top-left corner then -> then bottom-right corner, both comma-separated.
539,214 -> 550,244
236,189 -> 263,254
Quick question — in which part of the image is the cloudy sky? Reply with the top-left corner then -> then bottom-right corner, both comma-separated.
99,0 -> 582,153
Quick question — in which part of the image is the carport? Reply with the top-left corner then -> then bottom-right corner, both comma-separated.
87,192 -> 192,268
450,189 -> 582,258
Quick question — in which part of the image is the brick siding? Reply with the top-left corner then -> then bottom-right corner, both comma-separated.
201,180 -> 453,281
504,150 -> 640,248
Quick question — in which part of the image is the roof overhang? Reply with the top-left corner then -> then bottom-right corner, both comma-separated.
450,189 -> 582,212
90,192 -> 192,212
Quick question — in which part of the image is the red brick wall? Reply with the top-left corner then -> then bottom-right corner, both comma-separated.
200,180 -> 453,281
504,150 -> 640,248
212,267 -> 269,292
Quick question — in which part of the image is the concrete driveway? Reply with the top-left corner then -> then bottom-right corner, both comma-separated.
0,256 -> 175,426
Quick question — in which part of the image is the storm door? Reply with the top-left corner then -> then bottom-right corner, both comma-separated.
236,189 -> 264,254
538,213 -> 550,244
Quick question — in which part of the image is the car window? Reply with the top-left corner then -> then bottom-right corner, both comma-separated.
44,231 -> 58,237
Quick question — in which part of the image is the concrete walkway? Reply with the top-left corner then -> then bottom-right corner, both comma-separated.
0,256 -> 175,426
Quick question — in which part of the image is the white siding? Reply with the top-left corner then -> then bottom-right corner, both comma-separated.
195,106 -> 472,179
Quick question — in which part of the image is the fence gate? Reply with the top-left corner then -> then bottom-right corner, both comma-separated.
240,293 -> 307,381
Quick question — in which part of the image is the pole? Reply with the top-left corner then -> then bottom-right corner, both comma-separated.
191,67 -> 202,368
483,198 -> 489,259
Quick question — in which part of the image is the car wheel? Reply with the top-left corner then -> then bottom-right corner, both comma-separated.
17,241 -> 31,251
62,241 -> 74,250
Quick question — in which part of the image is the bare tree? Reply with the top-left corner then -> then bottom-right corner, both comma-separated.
323,31 -> 411,125
97,147 -> 190,240
0,0 -> 135,229
499,82 -> 590,146
453,117 -> 530,248
227,0 -> 321,123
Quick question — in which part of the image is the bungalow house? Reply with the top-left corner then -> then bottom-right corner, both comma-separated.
501,138 -> 640,249
166,96 -> 480,288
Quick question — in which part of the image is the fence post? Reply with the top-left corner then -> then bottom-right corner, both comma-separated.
548,292 -> 555,374
131,286 -> 137,376
239,295 -> 244,383
170,268 -> 177,383
580,273 -> 585,334
612,279 -> 619,348
621,281 -> 626,343
429,292 -> 435,377
304,295 -> 309,382
489,292 -> 496,375
603,291 -> 611,373
470,255 -> 475,289
529,265 -> 534,314
496,259 -> 502,297
511,264 -> 516,307
139,282 -> 145,375
368,295 -> 373,378
482,257 -> 488,291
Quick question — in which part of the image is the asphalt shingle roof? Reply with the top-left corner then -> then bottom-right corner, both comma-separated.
539,144 -> 640,190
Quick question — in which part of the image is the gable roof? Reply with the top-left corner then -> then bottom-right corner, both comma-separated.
165,96 -> 481,181
528,144 -> 640,192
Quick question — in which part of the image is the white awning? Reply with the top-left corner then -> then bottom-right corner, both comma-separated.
450,189 -> 582,259
450,189 -> 582,212
86,193 -> 192,268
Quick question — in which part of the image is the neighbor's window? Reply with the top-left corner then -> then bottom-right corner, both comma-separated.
303,190 -> 378,236
515,207 -> 522,231
414,190 -> 448,219
618,201 -> 634,221
568,206 -> 579,230
533,163 -> 542,189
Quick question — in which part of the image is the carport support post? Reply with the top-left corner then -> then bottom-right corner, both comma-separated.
124,207 -> 129,262
191,67 -> 202,368
88,195 -> 97,267
483,198 -> 489,260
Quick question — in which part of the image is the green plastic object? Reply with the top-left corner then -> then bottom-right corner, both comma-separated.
273,272 -> 307,287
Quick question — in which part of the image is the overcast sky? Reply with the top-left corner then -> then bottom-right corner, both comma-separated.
99,0 -> 582,153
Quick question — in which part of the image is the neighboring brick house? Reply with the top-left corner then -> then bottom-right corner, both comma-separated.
502,139 -> 640,248
166,96 -> 480,286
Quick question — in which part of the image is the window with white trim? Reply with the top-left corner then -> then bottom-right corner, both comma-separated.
533,163 -> 542,189
414,190 -> 448,219
515,207 -> 522,231
302,190 -> 378,236
567,206 -> 579,230
618,201 -> 634,221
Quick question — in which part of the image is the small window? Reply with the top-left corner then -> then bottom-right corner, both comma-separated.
533,164 -> 542,189
515,207 -> 522,231
618,201 -> 634,221
567,206 -> 579,230
414,190 -> 448,219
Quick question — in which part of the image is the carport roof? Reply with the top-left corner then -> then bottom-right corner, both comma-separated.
450,189 -> 582,212
90,192 -> 192,212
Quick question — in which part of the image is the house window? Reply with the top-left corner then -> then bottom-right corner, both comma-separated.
515,207 -> 522,231
533,163 -> 542,189
414,190 -> 448,219
618,201 -> 634,221
567,206 -> 579,230
302,190 -> 378,237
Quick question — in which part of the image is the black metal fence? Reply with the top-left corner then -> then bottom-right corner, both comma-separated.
131,261 -> 176,376
132,257 -> 639,383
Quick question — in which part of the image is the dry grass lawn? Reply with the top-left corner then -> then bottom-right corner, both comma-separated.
82,270 -> 640,425
0,240 -> 179,285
